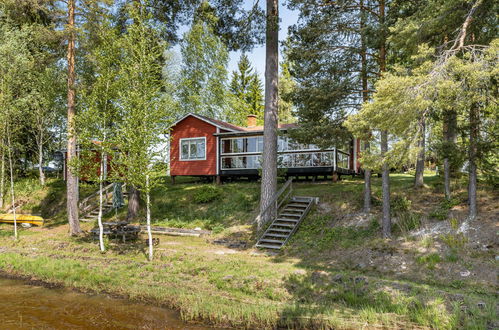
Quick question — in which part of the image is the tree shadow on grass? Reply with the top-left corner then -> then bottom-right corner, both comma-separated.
74,231 -> 148,258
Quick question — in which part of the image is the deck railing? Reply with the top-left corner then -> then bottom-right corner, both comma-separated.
254,178 -> 293,230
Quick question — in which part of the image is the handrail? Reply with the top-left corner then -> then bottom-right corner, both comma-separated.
79,182 -> 114,208
79,182 -> 127,213
255,178 -> 293,229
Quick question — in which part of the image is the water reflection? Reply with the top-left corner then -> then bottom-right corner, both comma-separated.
0,278 -> 213,329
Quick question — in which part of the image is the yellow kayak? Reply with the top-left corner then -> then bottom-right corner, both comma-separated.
0,214 -> 44,226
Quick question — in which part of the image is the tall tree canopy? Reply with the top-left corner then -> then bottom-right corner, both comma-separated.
178,1 -> 230,119
228,54 -> 264,126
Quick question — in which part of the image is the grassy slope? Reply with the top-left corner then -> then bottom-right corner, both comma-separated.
0,174 -> 497,329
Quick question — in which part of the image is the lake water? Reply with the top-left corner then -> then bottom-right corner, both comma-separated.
0,277 -> 213,329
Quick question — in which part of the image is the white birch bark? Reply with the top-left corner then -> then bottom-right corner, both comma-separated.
146,174 -> 153,261
98,155 -> 105,252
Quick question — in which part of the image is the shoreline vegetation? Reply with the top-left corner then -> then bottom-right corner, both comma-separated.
0,174 -> 497,329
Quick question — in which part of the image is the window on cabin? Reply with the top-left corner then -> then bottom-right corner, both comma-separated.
180,138 -> 206,160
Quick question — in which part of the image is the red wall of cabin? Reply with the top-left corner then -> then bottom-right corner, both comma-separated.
170,116 -> 219,176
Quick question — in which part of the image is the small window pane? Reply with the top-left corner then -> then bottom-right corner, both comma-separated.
196,140 -> 205,158
232,139 -> 244,153
181,143 -> 189,159
247,137 -> 257,152
257,137 -> 264,152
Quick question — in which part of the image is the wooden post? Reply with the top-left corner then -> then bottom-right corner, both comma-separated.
216,175 -> 221,185
332,172 -> 339,182
171,176 -> 176,185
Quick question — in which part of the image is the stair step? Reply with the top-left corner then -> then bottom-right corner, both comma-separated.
255,243 -> 282,249
275,218 -> 299,223
287,203 -> 308,207
282,208 -> 305,213
270,223 -> 295,228
267,228 -> 292,233
259,239 -> 285,244
263,233 -> 289,238
279,213 -> 301,218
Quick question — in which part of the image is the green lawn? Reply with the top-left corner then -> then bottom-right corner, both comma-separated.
0,173 -> 496,329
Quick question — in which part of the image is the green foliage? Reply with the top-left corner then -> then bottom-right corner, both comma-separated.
178,2 -> 230,119
193,185 -> 222,203
440,233 -> 468,250
416,253 -> 441,270
228,54 -> 264,125
429,199 -> 460,220
293,215 -> 380,251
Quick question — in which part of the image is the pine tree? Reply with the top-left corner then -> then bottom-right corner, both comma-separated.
259,0 -> 279,229
228,54 -> 264,125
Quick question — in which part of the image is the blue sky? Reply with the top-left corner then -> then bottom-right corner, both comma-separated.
227,1 -> 299,80
172,1 -> 299,81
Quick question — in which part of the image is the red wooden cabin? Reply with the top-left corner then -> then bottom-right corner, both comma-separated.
169,113 -> 362,182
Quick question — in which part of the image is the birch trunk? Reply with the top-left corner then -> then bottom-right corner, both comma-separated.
98,156 -> 105,252
146,175 -> 153,261
66,0 -> 81,235
468,103 -> 478,219
0,151 -> 4,209
414,118 -> 426,188
7,131 -> 17,240
38,134 -> 45,186
259,0 -> 279,230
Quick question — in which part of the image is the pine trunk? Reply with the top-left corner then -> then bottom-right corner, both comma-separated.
360,0 -> 371,213
443,110 -> 457,199
468,103 -> 478,219
414,118 -> 426,188
381,130 -> 391,238
127,185 -> 140,221
259,0 -> 279,229
66,0 -> 81,236
146,175 -> 153,261
379,0 -> 390,238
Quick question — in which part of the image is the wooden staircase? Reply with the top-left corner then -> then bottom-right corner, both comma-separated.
254,178 -> 315,250
79,183 -> 126,222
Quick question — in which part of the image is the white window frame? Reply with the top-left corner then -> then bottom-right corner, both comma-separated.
179,137 -> 207,161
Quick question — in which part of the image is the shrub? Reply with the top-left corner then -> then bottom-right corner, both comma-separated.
193,185 -> 222,204
391,195 -> 412,214
440,233 -> 468,250
394,212 -> 422,234
416,253 -> 441,269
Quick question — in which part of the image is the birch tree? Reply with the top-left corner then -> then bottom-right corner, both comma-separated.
76,18 -> 121,252
114,3 -> 173,260
0,24 -> 34,239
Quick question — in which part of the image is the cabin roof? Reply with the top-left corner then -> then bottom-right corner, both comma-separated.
170,113 -> 298,134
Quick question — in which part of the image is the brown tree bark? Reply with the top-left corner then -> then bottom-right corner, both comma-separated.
414,118 -> 426,188
127,185 -> 140,221
468,102 -> 479,219
66,0 -> 81,236
360,0 -> 371,213
443,110 -> 457,199
379,0 -> 390,238
258,0 -> 279,229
